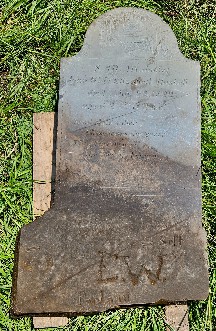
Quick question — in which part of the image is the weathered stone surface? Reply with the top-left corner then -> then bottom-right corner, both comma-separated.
12,7 -> 208,316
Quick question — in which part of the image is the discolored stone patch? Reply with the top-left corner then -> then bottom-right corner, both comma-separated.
11,7 -> 208,316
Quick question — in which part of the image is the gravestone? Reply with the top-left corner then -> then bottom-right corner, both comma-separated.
12,7 -> 209,316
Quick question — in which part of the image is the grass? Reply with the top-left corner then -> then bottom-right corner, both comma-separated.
0,0 -> 215,330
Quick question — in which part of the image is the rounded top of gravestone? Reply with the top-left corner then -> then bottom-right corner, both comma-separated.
78,7 -> 193,62
60,7 -> 201,168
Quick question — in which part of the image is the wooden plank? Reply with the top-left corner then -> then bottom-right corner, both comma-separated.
33,317 -> 69,329
165,304 -> 189,331
33,112 -> 69,328
32,112 -> 188,329
33,112 -> 55,217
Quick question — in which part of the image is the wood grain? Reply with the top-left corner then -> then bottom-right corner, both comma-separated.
33,112 -> 55,216
165,304 -> 189,330
33,317 -> 69,329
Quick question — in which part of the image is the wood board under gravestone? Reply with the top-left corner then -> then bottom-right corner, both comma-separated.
11,7 -> 208,316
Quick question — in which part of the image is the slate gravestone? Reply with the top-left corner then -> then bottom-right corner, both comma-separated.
12,8 -> 209,316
